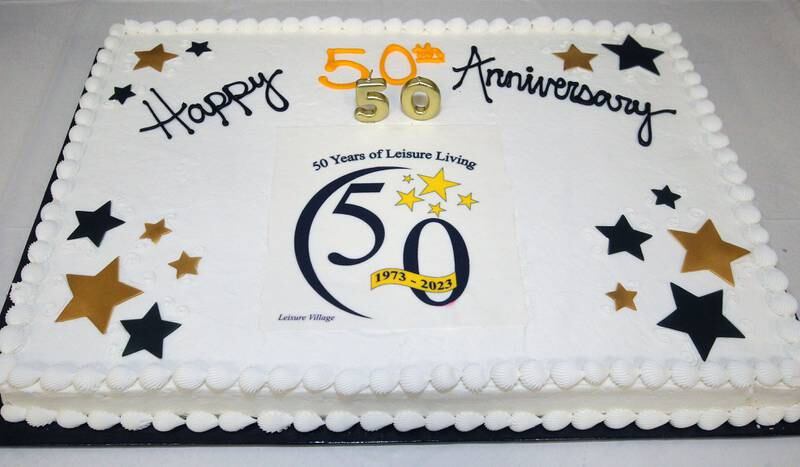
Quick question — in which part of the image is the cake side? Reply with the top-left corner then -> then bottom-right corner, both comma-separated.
1,16 -> 799,434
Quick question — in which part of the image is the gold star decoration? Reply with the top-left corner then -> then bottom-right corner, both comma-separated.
56,257 -> 142,333
140,219 -> 172,244
134,44 -> 178,72
169,251 -> 202,278
418,168 -> 460,201
396,188 -> 424,211
428,203 -> 446,217
606,283 -> 637,311
553,44 -> 598,71
457,193 -> 479,210
669,219 -> 750,286
403,174 -> 413,183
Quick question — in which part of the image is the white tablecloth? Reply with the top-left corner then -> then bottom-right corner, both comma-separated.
1,0 -> 799,464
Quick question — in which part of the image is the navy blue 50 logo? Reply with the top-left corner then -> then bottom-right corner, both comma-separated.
294,166 -> 470,319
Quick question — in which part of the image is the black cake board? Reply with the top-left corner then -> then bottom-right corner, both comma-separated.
2,51 -> 800,447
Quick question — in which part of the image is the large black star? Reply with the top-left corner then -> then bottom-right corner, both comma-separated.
651,185 -> 681,209
120,304 -> 181,358
602,35 -> 664,75
186,41 -> 211,57
67,201 -> 125,247
657,283 -> 744,361
109,84 -> 136,105
596,215 -> 652,261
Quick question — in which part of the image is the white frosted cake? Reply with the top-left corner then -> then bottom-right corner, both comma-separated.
1,16 -> 799,435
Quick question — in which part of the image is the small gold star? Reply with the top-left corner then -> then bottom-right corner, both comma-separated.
428,203 -> 446,217
169,251 -> 201,278
403,174 -> 413,183
418,168 -> 460,201
140,219 -> 172,244
56,257 -> 143,333
553,44 -> 598,71
396,188 -> 424,211
669,219 -> 750,285
606,283 -> 637,311
457,193 -> 479,210
134,44 -> 178,72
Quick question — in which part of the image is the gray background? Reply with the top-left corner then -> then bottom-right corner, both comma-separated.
1,0 -> 799,465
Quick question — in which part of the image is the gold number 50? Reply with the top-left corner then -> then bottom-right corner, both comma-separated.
355,75 -> 441,123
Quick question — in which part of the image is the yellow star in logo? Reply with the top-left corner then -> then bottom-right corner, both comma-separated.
457,193 -> 479,210
403,174 -> 413,183
418,168 -> 460,201
428,203 -> 446,217
669,219 -> 750,285
396,188 -> 424,211
553,44 -> 598,71
169,251 -> 202,278
56,257 -> 143,333
134,44 -> 178,72
140,219 -> 172,244
606,283 -> 637,311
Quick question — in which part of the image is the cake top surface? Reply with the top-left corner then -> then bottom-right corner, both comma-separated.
1,17 -> 797,397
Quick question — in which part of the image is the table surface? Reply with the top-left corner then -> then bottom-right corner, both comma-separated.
1,0 -> 800,464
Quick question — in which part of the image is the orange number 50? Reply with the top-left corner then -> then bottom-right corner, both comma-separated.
319,45 -> 418,90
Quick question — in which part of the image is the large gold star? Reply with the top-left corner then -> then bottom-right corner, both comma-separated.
418,168 -> 460,201
428,203 -> 446,217
457,193 -> 479,210
169,251 -> 201,278
669,220 -> 750,285
56,257 -> 142,333
134,44 -> 178,72
396,188 -> 424,211
140,219 -> 172,244
606,283 -> 637,311
553,44 -> 597,71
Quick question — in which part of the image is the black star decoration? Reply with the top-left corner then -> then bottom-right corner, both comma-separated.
120,304 -> 181,358
67,201 -> 125,247
186,41 -> 211,57
651,185 -> 681,209
109,84 -> 136,105
657,283 -> 744,361
596,215 -> 652,261
602,35 -> 664,75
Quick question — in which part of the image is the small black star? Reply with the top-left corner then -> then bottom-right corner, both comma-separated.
67,201 -> 125,247
651,185 -> 681,209
596,215 -> 652,261
109,84 -> 136,105
186,41 -> 211,57
120,304 -> 181,358
602,35 -> 664,75
657,283 -> 744,361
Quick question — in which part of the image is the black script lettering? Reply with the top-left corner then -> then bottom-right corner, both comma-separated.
451,46 -> 677,147
139,69 -> 289,139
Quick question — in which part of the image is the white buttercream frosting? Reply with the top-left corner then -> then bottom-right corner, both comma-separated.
325,411 -> 358,432
519,360 -> 549,390
455,411 -> 484,432
461,364 -> 490,392
394,410 -> 426,432
186,411 -> 218,432
425,411 -> 455,431
359,411 -> 393,431
267,366 -> 300,393
257,411 -> 293,433
219,412 -> 255,432
153,411 -> 185,432
121,411 -> 153,431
